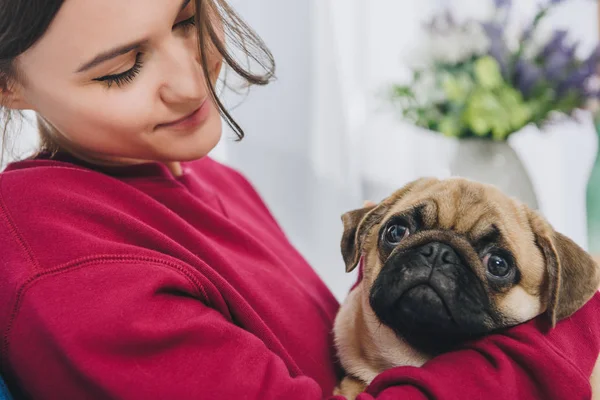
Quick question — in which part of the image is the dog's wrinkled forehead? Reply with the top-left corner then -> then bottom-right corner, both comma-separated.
384,178 -> 533,251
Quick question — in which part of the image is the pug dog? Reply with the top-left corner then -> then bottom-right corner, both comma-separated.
333,177 -> 600,399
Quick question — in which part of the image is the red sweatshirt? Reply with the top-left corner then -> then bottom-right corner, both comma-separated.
0,151 -> 598,400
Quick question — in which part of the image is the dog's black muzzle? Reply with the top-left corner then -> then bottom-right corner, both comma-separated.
369,241 -> 493,354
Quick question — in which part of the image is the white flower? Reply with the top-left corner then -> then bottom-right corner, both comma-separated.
404,22 -> 491,67
586,75 -> 600,93
449,0 -> 497,24
412,70 -> 444,104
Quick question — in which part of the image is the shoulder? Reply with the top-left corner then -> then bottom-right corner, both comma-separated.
0,160 -> 154,239
1,158 -> 138,202
0,158 -> 118,225
0,160 -> 174,273
0,163 -> 212,324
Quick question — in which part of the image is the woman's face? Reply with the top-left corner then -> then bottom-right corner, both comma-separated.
11,0 -> 223,165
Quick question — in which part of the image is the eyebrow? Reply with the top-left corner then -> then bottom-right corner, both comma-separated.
75,0 -> 192,73
411,204 -> 429,229
473,225 -> 501,249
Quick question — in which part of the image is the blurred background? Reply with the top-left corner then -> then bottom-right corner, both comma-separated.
4,0 -> 600,301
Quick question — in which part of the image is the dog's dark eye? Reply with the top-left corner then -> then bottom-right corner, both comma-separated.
384,222 -> 409,245
485,254 -> 510,277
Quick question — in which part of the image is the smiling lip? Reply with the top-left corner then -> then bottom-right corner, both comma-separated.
156,98 -> 210,130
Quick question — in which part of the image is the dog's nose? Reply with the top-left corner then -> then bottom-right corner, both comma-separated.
419,242 -> 460,265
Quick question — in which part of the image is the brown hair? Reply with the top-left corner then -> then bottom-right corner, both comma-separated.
0,0 -> 275,164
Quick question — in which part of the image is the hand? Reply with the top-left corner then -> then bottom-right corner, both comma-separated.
363,200 -> 377,208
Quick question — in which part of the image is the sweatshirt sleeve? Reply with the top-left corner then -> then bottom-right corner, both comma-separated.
5,259 -> 347,400
7,259 -> 599,400
356,292 -> 600,400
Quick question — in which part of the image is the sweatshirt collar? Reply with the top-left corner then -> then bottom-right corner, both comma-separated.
4,151 -> 186,181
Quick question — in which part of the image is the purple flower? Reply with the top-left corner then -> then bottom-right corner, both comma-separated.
521,24 -> 534,43
566,42 -> 579,59
576,47 -> 600,80
515,59 -> 544,96
544,47 -> 572,81
494,0 -> 512,7
556,66 -> 584,95
482,22 -> 509,77
584,46 -> 600,68
540,30 -> 568,59
557,47 -> 600,96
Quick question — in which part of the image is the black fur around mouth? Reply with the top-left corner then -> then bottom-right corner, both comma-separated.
371,282 -> 476,355
396,284 -> 454,326
369,242 -> 496,355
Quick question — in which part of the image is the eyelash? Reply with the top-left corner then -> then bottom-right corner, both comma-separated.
93,15 -> 197,88
94,53 -> 144,89
176,15 -> 197,31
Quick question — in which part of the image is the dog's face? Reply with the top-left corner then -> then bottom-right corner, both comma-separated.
341,177 -> 600,356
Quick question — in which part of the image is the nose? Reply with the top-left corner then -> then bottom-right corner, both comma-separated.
158,37 -> 207,104
418,242 -> 460,265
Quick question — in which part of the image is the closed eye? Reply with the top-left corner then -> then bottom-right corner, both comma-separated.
174,15 -> 196,31
93,12 -> 196,88
93,53 -> 144,88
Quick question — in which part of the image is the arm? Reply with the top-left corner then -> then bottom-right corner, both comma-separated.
356,293 -> 600,400
7,258 -> 598,400
5,259 -> 345,400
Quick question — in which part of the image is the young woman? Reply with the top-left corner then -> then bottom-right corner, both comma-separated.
0,0 -> 598,399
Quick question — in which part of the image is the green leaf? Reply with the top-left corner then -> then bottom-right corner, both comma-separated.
474,56 -> 504,90
463,87 -> 510,138
439,115 -> 461,138
470,117 -> 490,136
497,86 -> 532,130
442,73 -> 473,103
391,85 -> 415,99
442,77 -> 464,102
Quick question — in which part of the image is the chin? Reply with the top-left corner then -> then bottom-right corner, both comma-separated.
153,117 -> 223,162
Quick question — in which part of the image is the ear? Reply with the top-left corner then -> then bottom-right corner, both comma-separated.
529,211 -> 600,326
340,205 -> 377,272
0,79 -> 33,110
340,177 -> 440,273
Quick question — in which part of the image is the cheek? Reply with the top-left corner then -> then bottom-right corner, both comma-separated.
32,83 -> 156,146
203,40 -> 223,88
203,16 -> 224,86
514,253 -> 546,296
210,57 -> 223,86
497,286 -> 542,322
363,249 -> 384,289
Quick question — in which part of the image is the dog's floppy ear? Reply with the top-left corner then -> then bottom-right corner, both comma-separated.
529,210 -> 600,326
341,204 -> 378,272
340,177 -> 440,273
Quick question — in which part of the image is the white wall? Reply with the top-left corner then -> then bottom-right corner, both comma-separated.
0,111 -> 38,169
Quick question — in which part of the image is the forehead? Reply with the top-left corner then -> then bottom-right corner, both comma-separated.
377,178 -> 547,296
390,179 -> 522,227
19,0 -> 182,74
385,179 -> 537,257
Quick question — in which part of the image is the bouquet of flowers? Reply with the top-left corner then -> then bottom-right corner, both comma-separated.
391,0 -> 600,140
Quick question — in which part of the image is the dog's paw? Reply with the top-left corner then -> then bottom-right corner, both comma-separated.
334,376 -> 367,400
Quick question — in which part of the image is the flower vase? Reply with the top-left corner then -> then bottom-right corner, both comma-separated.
587,119 -> 600,254
449,139 -> 539,210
